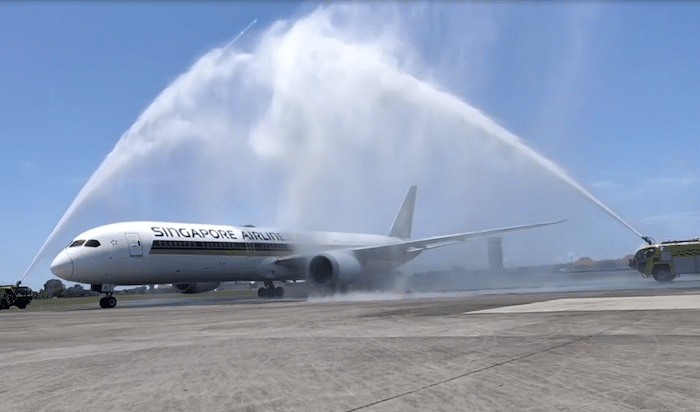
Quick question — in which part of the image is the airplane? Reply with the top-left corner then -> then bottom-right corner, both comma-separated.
50,186 -> 565,308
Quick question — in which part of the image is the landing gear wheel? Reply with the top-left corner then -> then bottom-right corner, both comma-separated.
16,302 -> 27,309
256,280 -> 280,299
257,282 -> 284,299
99,296 -> 117,308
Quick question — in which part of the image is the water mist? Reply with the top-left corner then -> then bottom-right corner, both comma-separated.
24,4 -> 641,285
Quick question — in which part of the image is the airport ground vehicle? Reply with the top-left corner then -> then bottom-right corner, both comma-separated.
0,283 -> 34,309
630,239 -> 700,282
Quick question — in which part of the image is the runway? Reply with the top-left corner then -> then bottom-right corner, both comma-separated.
2,285 -> 700,411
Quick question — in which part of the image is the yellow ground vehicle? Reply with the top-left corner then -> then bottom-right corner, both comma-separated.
0,283 -> 35,309
629,239 -> 700,282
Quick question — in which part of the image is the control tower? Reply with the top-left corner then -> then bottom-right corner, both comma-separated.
487,237 -> 504,273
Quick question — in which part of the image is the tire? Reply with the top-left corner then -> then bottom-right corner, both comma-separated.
275,287 -> 284,298
653,268 -> 675,282
99,297 -> 117,308
0,298 -> 8,310
258,287 -> 266,298
16,302 -> 27,309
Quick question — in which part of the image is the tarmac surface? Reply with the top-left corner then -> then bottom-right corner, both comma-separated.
3,279 -> 700,411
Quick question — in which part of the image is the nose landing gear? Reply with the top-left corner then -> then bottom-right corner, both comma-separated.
257,280 -> 284,298
99,294 -> 117,308
92,284 -> 117,308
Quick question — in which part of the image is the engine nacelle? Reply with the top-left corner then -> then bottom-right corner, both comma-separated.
173,282 -> 221,294
307,251 -> 362,290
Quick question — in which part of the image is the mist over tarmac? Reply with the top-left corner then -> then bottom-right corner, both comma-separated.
25,4 -> 642,291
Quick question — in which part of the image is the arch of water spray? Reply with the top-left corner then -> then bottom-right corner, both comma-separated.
22,6 -> 645,283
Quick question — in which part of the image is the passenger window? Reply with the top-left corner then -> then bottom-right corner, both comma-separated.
69,240 -> 85,247
84,239 -> 101,247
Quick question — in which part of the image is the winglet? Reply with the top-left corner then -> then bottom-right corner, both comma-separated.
388,186 -> 417,239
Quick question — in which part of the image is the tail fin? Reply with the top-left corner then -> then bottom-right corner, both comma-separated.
388,186 -> 417,239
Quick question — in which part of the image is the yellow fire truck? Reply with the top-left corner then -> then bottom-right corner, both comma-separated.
629,238 -> 700,282
0,283 -> 34,309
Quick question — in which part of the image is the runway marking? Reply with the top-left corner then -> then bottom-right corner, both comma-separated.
469,294 -> 700,314
345,312 -> 657,411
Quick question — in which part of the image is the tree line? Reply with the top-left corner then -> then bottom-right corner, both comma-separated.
36,279 -> 176,299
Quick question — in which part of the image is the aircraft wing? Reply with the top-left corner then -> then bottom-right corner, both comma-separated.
274,220 -> 565,268
273,255 -> 309,270
349,219 -> 567,262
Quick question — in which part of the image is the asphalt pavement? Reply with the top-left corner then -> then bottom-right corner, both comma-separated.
2,280 -> 700,411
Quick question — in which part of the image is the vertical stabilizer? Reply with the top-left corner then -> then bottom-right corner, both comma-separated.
388,186 -> 417,239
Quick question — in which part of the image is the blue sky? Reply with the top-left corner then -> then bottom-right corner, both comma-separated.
2,2 -> 700,290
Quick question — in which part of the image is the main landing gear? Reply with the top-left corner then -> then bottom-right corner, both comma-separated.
99,294 -> 117,308
258,280 -> 284,299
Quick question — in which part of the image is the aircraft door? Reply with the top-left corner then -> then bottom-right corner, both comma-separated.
125,233 -> 143,257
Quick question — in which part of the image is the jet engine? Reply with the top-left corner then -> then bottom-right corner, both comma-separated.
307,251 -> 362,291
173,282 -> 221,294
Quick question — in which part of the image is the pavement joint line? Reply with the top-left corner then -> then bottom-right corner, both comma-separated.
470,294 -> 700,313
345,312 -> 658,412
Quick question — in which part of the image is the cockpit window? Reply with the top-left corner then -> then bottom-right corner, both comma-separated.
69,240 -> 85,247
84,239 -> 101,248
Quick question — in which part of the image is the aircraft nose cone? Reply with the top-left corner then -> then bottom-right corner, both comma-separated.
51,252 -> 73,280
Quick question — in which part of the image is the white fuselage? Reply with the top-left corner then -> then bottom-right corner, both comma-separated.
50,221 -> 405,286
